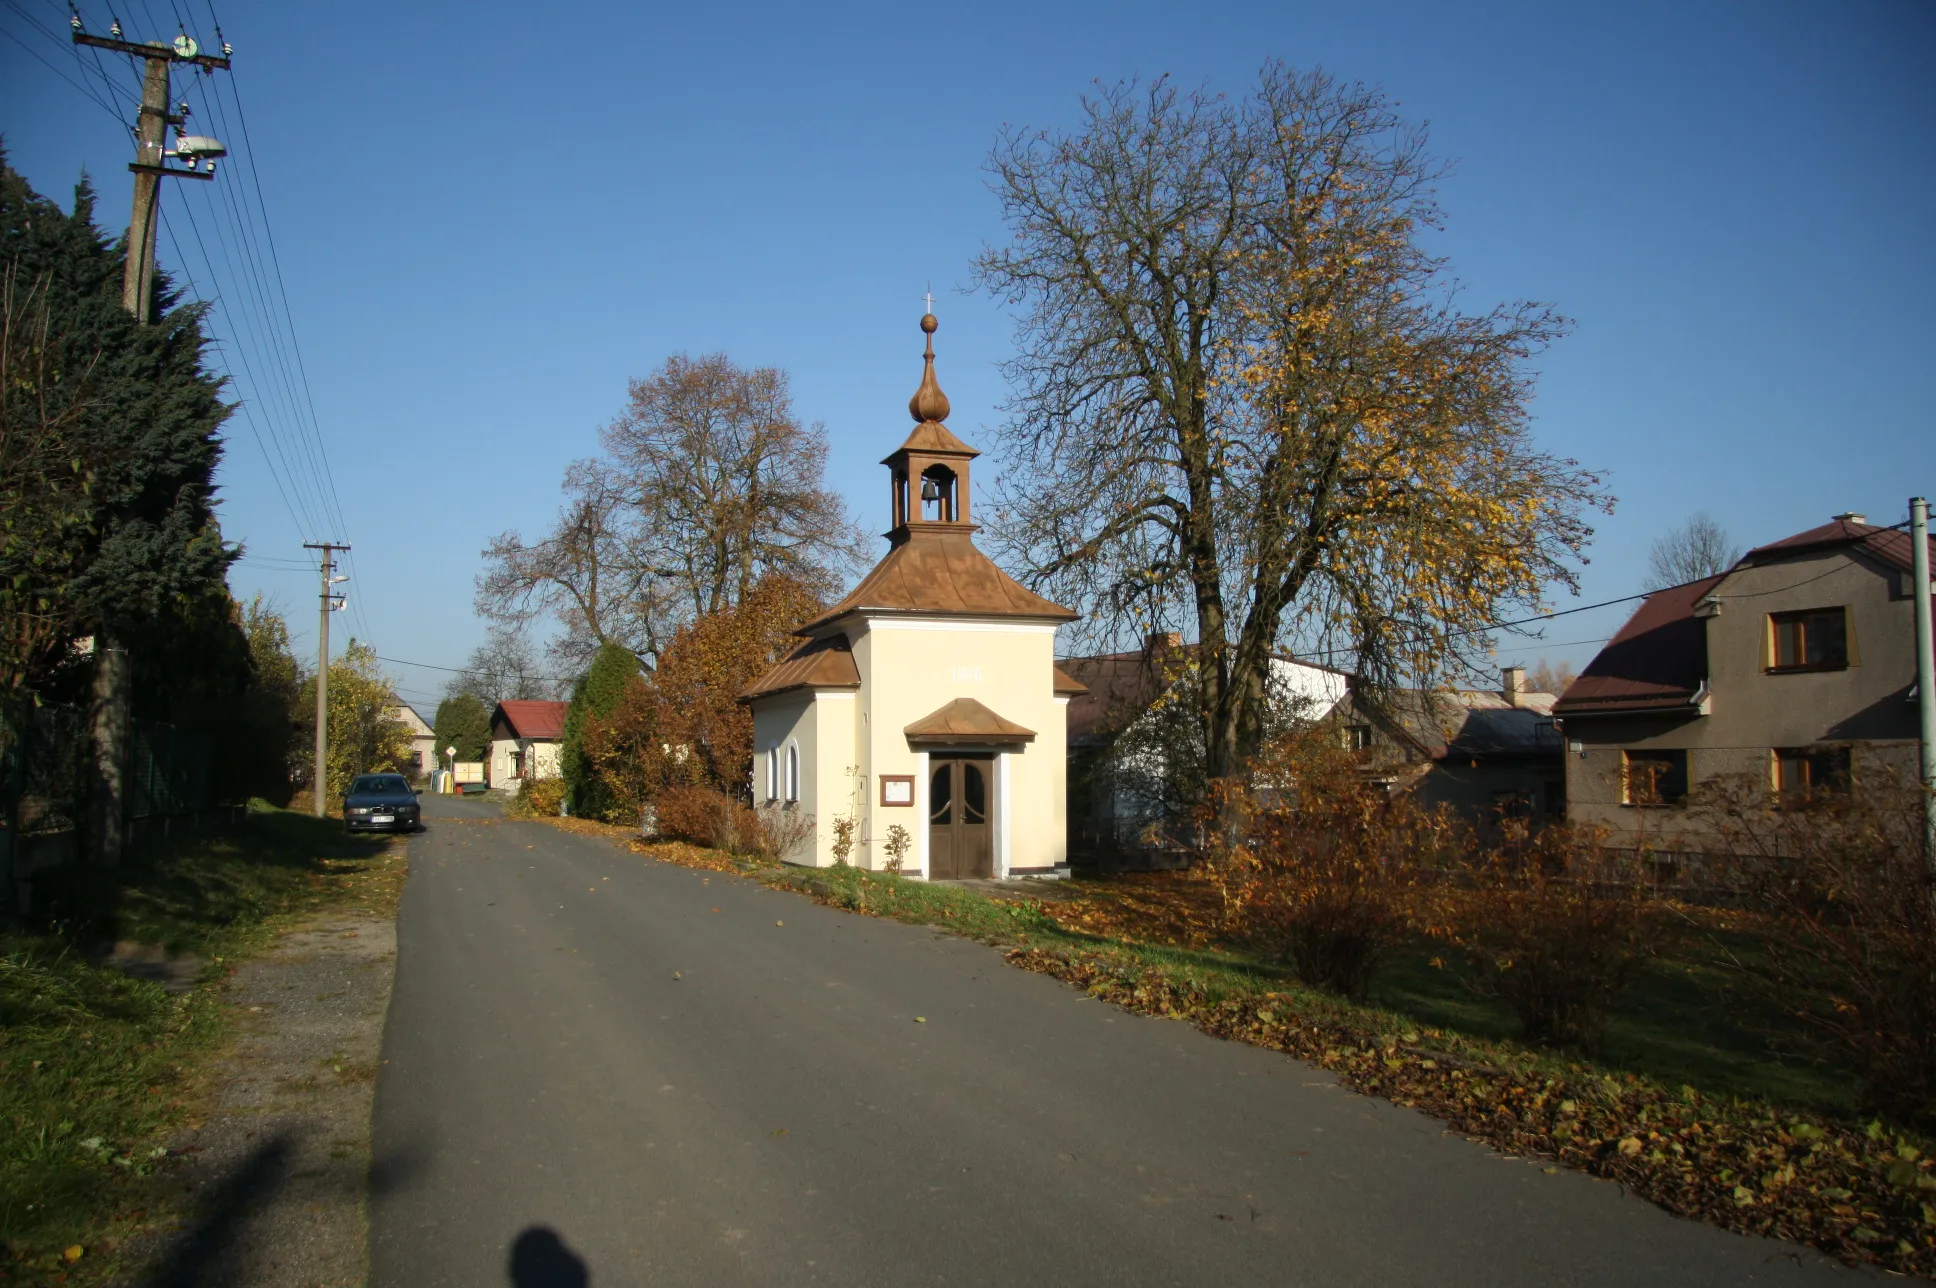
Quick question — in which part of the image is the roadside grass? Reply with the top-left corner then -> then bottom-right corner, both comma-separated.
610,837 -> 1935,1278
0,802 -> 399,1283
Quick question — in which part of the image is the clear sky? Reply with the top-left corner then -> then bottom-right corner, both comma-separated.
5,0 -> 1932,710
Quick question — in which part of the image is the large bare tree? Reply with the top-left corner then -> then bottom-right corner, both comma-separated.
478,354 -> 864,670
975,65 -> 1609,784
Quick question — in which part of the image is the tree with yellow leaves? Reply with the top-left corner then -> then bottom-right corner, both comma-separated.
300,640 -> 412,801
975,63 -> 1609,786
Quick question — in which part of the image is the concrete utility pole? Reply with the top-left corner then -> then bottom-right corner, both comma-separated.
72,20 -> 229,865
1910,497 -> 1934,868
306,543 -> 350,817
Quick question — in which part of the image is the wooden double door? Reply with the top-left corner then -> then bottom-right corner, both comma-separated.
928,755 -> 993,880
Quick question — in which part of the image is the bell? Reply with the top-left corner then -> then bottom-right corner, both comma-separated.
920,478 -> 939,503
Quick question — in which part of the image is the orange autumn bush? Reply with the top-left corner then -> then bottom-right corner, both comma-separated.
1206,735 -> 1454,1000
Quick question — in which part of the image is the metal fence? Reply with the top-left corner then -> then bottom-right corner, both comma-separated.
1,703 -> 222,913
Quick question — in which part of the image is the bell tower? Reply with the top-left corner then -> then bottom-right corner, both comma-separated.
883,313 -> 980,544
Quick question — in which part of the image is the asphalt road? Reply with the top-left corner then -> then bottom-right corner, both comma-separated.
370,794 -> 1857,1287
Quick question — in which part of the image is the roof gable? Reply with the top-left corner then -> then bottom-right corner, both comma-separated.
904,697 -> 1036,745
493,699 -> 569,740
800,529 -> 1076,633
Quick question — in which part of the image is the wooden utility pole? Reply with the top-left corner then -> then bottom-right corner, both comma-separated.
306,543 -> 349,817
72,22 -> 227,865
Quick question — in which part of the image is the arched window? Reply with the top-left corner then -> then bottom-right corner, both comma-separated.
785,741 -> 801,804
765,743 -> 780,802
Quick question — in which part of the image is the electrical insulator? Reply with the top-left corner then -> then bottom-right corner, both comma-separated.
70,14 -> 81,30
110,19 -> 121,37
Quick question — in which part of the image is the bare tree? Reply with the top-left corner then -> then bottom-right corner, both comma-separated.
975,65 -> 1609,786
1645,512 -> 1739,590
443,626 -> 559,707
477,355 -> 864,667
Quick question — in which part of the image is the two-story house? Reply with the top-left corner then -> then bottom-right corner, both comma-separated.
1553,513 -> 1931,845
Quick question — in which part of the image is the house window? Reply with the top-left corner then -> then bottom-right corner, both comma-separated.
1622,749 -> 1688,807
1773,746 -> 1850,805
765,743 -> 779,803
1768,608 -> 1848,671
1343,724 -> 1374,752
785,742 -> 800,804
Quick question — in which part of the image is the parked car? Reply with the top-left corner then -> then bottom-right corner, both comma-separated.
342,773 -> 422,833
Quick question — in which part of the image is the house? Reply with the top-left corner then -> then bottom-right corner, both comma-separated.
737,313 -> 1083,878
487,700 -> 569,787
1060,635 -> 1350,865
1335,667 -> 1566,823
1553,513 -> 1931,845
387,703 -> 436,777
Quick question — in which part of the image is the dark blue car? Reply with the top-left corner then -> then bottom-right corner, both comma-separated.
342,773 -> 422,833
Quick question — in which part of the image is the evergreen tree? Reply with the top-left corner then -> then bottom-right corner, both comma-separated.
561,641 -> 639,818
432,692 -> 490,767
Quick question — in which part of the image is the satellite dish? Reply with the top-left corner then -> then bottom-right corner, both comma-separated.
172,34 -> 200,59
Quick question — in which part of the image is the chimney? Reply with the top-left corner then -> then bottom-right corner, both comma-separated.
1145,631 -> 1181,654
1833,511 -> 1867,526
1501,665 -> 1527,707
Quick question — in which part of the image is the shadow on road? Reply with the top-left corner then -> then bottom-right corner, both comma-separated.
140,1132 -> 292,1288
509,1226 -> 591,1286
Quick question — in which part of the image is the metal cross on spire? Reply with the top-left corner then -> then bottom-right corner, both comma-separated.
924,285 -> 934,316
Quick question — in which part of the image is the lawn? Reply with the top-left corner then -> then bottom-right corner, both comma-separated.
0,802 -> 399,1282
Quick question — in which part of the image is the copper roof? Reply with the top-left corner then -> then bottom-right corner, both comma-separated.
737,634 -> 861,705
904,697 -> 1036,745
493,699 -> 570,740
1052,664 -> 1088,696
798,528 -> 1077,633
1551,576 -> 1725,716
885,419 -> 979,461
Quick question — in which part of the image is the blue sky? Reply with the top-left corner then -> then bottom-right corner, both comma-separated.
4,0 -> 1932,710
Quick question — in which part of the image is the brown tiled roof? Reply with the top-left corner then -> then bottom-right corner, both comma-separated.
494,699 -> 569,740
903,697 -> 1036,745
1744,517 -> 1931,574
1552,576 -> 1726,716
884,420 -> 978,460
737,634 -> 861,704
1052,664 -> 1088,696
799,529 -> 1077,633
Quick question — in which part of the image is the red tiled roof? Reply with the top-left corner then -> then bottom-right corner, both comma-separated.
1552,576 -> 1726,716
1745,517 -> 1930,574
494,699 -> 569,740
737,634 -> 862,704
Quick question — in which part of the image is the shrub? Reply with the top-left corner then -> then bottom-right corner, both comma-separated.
509,776 -> 567,818
1703,770 -> 1936,1124
1428,828 -> 1655,1051
653,786 -> 735,846
829,814 -> 857,866
1207,736 -> 1445,999
882,824 -> 912,876
749,805 -> 815,864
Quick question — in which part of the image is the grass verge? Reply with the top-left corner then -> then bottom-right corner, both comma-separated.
616,836 -> 1936,1279
0,802 -> 403,1285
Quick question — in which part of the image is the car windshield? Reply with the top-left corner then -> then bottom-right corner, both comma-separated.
350,775 -> 409,795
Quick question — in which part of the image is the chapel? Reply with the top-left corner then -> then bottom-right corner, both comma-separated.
737,313 -> 1085,878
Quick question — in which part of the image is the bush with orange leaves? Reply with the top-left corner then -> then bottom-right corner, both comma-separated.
578,574 -> 824,824
1206,735 -> 1456,1000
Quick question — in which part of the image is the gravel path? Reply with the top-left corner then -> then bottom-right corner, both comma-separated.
124,858 -> 404,1286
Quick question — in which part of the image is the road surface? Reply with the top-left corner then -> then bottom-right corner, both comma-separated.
369,793 -> 1853,1286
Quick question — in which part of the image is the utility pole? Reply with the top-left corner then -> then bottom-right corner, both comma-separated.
306,544 -> 349,817
72,19 -> 229,865
1910,497 -> 1934,869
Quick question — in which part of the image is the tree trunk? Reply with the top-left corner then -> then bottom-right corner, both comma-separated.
87,632 -> 129,866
